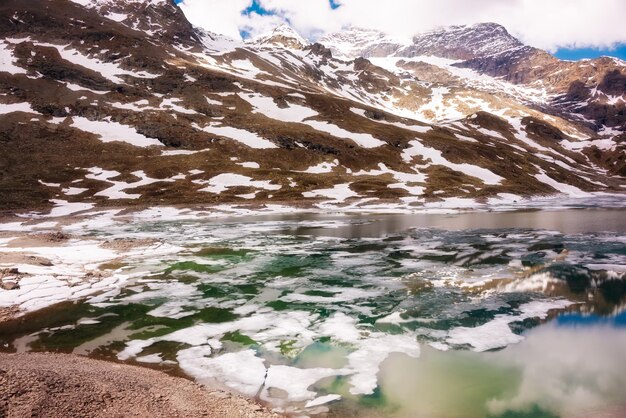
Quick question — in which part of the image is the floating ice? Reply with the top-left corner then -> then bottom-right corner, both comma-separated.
262,365 -> 347,402
177,348 -> 267,396
447,299 -> 574,352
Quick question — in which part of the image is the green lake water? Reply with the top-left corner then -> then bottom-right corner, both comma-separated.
1,208 -> 626,417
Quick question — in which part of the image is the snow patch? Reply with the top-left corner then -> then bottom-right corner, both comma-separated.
403,140 -> 503,185
195,123 -> 277,149
196,173 -> 281,194
71,117 -> 162,147
302,183 -> 358,202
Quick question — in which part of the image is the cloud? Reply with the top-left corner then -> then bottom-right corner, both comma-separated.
178,0 -> 626,52
257,0 -> 343,39
178,0 -> 251,39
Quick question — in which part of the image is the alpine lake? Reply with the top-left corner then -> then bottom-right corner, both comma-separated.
2,204 -> 625,418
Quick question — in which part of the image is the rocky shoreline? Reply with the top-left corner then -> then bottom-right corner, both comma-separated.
0,219 -> 281,418
0,352 -> 279,418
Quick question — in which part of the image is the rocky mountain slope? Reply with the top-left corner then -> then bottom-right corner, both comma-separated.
0,0 -> 624,214
319,23 -> 527,61
321,24 -> 626,134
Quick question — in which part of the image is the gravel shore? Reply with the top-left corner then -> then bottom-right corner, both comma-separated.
0,352 -> 279,418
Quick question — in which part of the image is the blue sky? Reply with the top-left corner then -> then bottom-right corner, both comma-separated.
554,45 -> 626,61
242,0 -> 270,16
242,0 -> 340,14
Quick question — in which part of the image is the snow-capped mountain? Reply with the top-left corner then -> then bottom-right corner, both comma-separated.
320,23 -> 626,134
0,0 -> 624,213
248,24 -> 308,50
402,23 -> 527,60
319,23 -> 525,61
318,27 -> 409,60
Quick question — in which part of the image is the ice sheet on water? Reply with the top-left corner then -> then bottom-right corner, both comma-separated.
3,210 -> 625,412
178,348 -> 266,396
446,300 -> 574,351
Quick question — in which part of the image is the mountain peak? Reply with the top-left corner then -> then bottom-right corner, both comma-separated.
318,26 -> 409,59
456,22 -> 510,34
318,23 -> 526,61
406,22 -> 524,60
249,24 -> 308,49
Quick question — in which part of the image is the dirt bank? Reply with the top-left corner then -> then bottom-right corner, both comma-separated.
0,352 -> 279,418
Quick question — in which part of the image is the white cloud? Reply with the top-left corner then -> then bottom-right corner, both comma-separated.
258,0 -> 343,39
178,0 -> 626,52
177,0 -> 286,40
178,0 -> 250,39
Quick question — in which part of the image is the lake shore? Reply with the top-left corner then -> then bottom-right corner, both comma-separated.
0,224 -> 281,418
0,352 -> 279,418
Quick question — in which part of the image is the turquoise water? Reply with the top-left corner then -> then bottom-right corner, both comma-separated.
1,209 -> 625,417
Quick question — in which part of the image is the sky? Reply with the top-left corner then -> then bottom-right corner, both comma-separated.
176,0 -> 626,61
554,45 -> 626,61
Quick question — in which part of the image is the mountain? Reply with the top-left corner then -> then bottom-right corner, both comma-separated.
319,23 -> 526,61
318,27 -> 408,60
248,24 -> 307,50
0,0 -> 624,213
321,23 -> 626,135
403,23 -> 527,60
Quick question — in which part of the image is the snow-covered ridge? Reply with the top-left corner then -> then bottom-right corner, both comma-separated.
248,24 -> 308,50
318,26 -> 410,59
319,22 -> 524,61
407,22 -> 525,59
